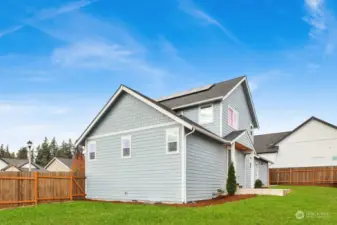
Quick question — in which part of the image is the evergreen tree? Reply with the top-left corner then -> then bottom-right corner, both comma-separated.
226,162 -> 237,196
65,139 -> 73,159
49,137 -> 59,158
0,144 -> 5,157
10,152 -> 16,158
35,137 -> 52,166
56,140 -> 72,158
5,145 -> 11,158
17,147 -> 28,159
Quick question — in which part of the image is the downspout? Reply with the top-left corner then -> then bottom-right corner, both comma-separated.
183,128 -> 195,203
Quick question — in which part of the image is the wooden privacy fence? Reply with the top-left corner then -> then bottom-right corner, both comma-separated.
0,171 -> 85,209
269,166 -> 337,185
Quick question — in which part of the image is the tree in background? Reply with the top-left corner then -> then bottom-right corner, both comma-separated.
35,137 -> 52,167
17,147 -> 28,159
49,137 -> 59,158
57,139 -> 73,159
226,162 -> 237,196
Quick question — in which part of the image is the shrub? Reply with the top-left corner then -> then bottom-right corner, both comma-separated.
254,179 -> 263,188
226,162 -> 237,195
216,188 -> 225,197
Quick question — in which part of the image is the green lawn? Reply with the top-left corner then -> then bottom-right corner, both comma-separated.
0,186 -> 336,225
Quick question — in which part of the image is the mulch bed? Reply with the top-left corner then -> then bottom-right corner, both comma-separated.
84,194 -> 256,207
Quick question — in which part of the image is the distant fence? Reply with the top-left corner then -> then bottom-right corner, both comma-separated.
269,166 -> 337,185
0,171 -> 85,209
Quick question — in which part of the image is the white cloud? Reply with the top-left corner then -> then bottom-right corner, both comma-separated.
0,0 -> 96,39
247,70 -> 289,92
177,0 -> 243,45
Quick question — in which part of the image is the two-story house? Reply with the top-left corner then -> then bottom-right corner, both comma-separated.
75,76 -> 270,203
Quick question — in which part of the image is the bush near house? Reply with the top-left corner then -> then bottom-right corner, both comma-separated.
254,179 -> 263,188
226,162 -> 237,195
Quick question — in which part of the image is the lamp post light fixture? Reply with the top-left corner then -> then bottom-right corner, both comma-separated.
27,140 -> 33,172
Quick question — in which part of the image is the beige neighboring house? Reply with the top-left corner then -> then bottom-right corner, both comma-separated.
0,158 -> 45,172
255,117 -> 337,168
44,157 -> 73,172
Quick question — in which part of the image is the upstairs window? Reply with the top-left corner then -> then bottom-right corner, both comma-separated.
228,107 -> 239,130
121,136 -> 131,158
88,141 -> 96,161
166,128 -> 179,154
199,104 -> 214,124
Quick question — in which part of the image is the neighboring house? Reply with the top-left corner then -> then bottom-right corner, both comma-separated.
0,158 -> 46,172
75,76 -> 270,203
44,157 -> 73,172
255,117 -> 337,169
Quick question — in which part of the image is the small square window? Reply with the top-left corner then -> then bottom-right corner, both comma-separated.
121,136 -> 131,158
88,141 -> 96,161
166,128 -> 179,154
199,105 -> 214,124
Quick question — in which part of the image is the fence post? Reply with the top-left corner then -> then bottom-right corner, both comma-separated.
69,172 -> 73,201
34,172 -> 38,205
289,168 -> 292,184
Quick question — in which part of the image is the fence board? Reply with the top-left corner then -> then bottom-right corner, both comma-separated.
0,171 -> 85,209
270,166 -> 337,186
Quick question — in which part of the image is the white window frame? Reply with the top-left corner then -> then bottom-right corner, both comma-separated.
121,136 -> 132,159
228,106 -> 239,130
87,141 -> 96,161
166,127 -> 180,154
250,124 -> 254,136
198,104 -> 214,124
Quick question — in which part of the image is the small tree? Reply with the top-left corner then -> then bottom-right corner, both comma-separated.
254,179 -> 263,188
226,162 -> 237,196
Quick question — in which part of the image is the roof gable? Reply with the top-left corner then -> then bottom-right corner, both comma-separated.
272,117 -> 337,146
158,76 -> 259,128
254,131 -> 291,154
75,85 -> 230,147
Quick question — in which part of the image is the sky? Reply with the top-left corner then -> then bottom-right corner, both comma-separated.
1,0 -> 337,151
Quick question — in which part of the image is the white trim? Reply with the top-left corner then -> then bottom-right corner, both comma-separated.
88,122 -> 177,140
44,157 -> 71,170
75,86 -> 193,146
228,105 -> 239,130
166,127 -> 180,154
229,131 -> 246,144
87,140 -> 97,161
198,104 -> 214,125
121,135 -> 132,159
222,77 -> 246,100
220,101 -> 223,137
171,96 -> 223,110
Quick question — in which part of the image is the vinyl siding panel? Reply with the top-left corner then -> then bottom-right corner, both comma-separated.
90,93 -> 173,136
186,133 -> 227,202
86,92 -> 182,203
255,159 -> 269,186
222,84 -> 254,146
181,101 -> 221,136
86,125 -> 182,203
46,160 -> 71,172
245,154 -> 252,188
235,150 -> 245,187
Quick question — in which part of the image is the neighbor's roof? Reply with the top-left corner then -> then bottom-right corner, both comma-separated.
254,132 -> 291,154
75,85 -> 231,146
44,157 -> 73,170
0,158 -> 46,172
223,130 -> 246,142
158,76 -> 259,128
271,116 -> 337,146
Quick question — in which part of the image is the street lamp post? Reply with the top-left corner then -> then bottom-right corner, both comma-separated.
27,140 -> 33,172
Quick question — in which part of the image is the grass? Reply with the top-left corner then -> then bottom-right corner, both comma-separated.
0,186 -> 336,225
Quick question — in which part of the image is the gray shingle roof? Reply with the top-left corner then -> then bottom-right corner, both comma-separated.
223,130 -> 246,142
159,76 -> 245,109
0,158 -> 46,172
56,157 -> 73,168
254,132 -> 291,154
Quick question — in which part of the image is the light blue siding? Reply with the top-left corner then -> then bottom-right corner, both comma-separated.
237,132 -> 254,150
222,84 -> 255,146
181,101 -> 221,136
86,92 -> 182,203
255,159 -> 269,186
186,132 -> 227,202
235,150 -> 245,187
90,93 -> 173,136
245,154 -> 252,188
